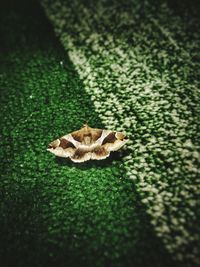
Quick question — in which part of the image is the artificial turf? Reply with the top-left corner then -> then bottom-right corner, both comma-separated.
41,0 -> 200,266
0,1 -> 183,267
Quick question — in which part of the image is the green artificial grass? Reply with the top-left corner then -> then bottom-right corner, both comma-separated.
0,1 -> 182,267
41,0 -> 200,266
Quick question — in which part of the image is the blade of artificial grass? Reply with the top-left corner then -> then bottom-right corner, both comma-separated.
41,0 -> 200,266
0,1 -> 180,267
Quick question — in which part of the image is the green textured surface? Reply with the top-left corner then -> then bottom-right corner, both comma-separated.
41,0 -> 200,266
0,1 -> 180,267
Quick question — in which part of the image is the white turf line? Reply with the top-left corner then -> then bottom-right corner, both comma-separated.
42,0 -> 200,265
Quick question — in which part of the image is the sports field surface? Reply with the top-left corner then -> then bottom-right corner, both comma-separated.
0,0 -> 199,267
